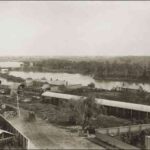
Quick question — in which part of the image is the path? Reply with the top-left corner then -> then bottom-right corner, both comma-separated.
9,109 -> 104,149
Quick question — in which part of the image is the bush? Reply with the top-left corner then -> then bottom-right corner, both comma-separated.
120,129 -> 150,148
91,114 -> 131,128
88,82 -> 95,89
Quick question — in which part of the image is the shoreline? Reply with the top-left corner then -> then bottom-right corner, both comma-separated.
12,69 -> 150,84
0,73 -> 25,83
94,77 -> 150,84
0,69 -> 149,90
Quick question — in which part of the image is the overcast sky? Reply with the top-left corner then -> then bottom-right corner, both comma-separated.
0,1 -> 150,56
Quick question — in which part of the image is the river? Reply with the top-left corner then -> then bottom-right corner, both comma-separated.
8,71 -> 150,92
0,61 -> 23,68
0,77 -> 14,86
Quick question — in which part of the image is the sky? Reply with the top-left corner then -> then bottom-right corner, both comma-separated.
0,1 -> 150,56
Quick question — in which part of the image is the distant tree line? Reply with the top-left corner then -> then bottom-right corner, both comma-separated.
22,57 -> 150,82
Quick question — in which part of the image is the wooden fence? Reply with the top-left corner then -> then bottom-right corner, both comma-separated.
96,132 -> 139,150
96,124 -> 150,136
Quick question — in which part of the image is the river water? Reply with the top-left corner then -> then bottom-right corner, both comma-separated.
0,61 -> 23,68
0,77 -> 14,86
8,71 -> 150,92
0,61 -> 149,92
0,61 -> 23,86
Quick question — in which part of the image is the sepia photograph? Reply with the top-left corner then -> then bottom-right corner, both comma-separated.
0,1 -> 150,149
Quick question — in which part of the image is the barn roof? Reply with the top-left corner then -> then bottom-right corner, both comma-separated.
42,91 -> 84,101
95,98 -> 150,113
42,91 -> 150,113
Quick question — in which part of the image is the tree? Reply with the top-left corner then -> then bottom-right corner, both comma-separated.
74,95 -> 100,131
88,82 -> 95,89
56,95 -> 100,129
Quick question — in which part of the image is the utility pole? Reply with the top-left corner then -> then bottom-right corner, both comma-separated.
16,92 -> 21,117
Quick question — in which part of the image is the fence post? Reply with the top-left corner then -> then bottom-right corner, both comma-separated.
118,127 -> 120,135
145,136 -> 150,149
107,128 -> 109,135
140,124 -> 142,132
129,126 -> 131,133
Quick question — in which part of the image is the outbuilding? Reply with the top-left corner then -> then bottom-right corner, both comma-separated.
42,91 -> 150,120
49,80 -> 67,92
25,78 -> 33,87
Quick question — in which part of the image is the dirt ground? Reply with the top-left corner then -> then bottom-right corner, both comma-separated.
9,109 -> 104,149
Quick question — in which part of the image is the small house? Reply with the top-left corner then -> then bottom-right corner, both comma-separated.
49,79 -> 67,86
25,78 -> 33,87
40,77 -> 47,83
49,80 -> 67,92
41,84 -> 50,92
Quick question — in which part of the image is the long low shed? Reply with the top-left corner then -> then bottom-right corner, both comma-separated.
95,98 -> 150,113
42,91 -> 85,101
42,91 -> 150,113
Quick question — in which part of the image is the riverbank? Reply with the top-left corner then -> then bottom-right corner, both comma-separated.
9,70 -> 150,93
1,71 -> 150,106
94,76 -> 150,84
19,56 -> 150,84
0,73 -> 24,83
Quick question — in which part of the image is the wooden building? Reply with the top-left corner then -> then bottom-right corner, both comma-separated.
49,80 -> 67,92
42,91 -> 150,120
41,91 -> 84,105
0,68 -> 9,74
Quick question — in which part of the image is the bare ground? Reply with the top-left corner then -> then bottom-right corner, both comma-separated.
9,109 -> 104,149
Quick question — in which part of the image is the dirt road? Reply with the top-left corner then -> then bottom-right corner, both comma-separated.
9,109 -> 104,149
